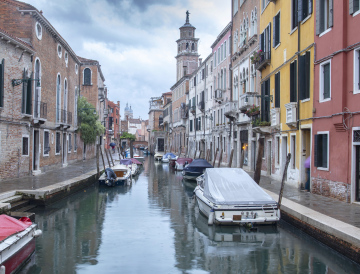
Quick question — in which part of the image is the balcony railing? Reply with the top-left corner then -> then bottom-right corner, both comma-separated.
214,89 -> 224,100
198,101 -> 205,111
255,50 -> 271,71
239,93 -> 255,111
57,109 -> 72,125
224,101 -> 238,119
190,105 -> 196,115
285,102 -> 297,127
34,100 -> 47,121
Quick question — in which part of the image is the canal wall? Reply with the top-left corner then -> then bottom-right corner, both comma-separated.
265,190 -> 360,265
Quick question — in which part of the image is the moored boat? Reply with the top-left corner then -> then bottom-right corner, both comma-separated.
98,164 -> 131,186
194,168 -> 280,226
133,155 -> 145,163
182,158 -> 213,180
175,157 -> 193,171
161,152 -> 177,163
154,152 -> 163,161
120,159 -> 138,176
0,215 -> 42,274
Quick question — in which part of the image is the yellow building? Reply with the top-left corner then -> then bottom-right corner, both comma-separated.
256,0 -> 314,187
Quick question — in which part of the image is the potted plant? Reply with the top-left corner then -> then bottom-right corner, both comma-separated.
250,50 -> 263,64
245,105 -> 260,116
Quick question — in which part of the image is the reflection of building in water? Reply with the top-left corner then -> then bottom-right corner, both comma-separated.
32,186 -> 108,273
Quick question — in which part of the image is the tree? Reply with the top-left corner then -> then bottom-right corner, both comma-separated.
78,97 -> 105,146
120,132 -> 136,158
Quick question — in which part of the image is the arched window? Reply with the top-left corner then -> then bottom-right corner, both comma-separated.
35,59 -> 41,87
84,68 -> 91,85
191,43 -> 195,51
64,79 -> 68,113
56,75 -> 61,122
186,43 -> 189,50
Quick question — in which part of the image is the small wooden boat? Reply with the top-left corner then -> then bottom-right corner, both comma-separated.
133,155 -> 145,163
194,168 -> 280,226
161,153 -> 177,163
0,215 -> 42,274
99,165 -> 131,186
182,158 -> 213,180
120,159 -> 138,176
175,158 -> 193,171
154,152 -> 163,161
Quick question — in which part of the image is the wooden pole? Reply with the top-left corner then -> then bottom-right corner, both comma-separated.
194,149 -> 197,159
100,146 -> 106,171
228,148 -> 234,168
130,140 -> 134,158
118,147 -> 121,160
178,146 -> 181,157
109,148 -> 115,166
240,149 -> 244,169
206,149 -> 209,161
212,148 -> 218,167
199,150 -> 202,159
254,138 -> 265,185
96,144 -> 100,176
105,148 -> 111,168
278,153 -> 291,208
217,149 -> 223,168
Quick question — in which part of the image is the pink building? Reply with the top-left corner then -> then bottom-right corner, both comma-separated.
312,1 -> 360,203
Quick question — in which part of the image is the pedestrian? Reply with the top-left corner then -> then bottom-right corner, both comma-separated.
304,156 -> 310,192
110,142 -> 115,153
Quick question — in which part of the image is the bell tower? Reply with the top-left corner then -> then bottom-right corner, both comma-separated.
176,11 -> 199,82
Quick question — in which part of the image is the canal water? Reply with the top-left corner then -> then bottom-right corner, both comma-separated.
21,156 -> 360,274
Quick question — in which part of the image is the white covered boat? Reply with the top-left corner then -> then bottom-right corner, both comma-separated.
98,164 -> 131,186
194,168 -> 280,226
154,152 -> 163,161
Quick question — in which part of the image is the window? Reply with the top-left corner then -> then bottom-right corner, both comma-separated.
22,136 -> 29,156
261,79 -> 270,122
44,130 -> 50,156
75,64 -> 78,74
56,132 -> 61,154
320,60 -> 331,101
0,59 -> 4,108
350,0 -> 360,15
68,134 -> 72,152
276,136 -> 280,166
35,22 -> 42,40
233,0 -> 238,15
84,68 -> 91,85
314,132 -> 329,169
291,0 -> 298,30
273,12 -> 280,47
354,48 -> 360,94
262,0 -> 268,11
57,44 -> 62,58
275,72 -> 280,108
224,41 -> 227,57
316,0 -> 333,35
299,51 -> 311,100
190,120 -> 193,132
259,23 -> 271,63
290,60 -> 297,102
64,52 -> 68,66
74,133 -> 78,151
298,0 -> 313,22
21,69 -> 32,115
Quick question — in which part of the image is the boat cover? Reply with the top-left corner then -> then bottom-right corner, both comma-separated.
203,168 -> 277,205
130,158 -> 142,165
176,158 -> 193,165
0,215 -> 32,241
183,159 -> 213,172
162,153 -> 177,159
120,159 -> 132,165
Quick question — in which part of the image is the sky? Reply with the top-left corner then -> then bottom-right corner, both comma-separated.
27,0 -> 231,120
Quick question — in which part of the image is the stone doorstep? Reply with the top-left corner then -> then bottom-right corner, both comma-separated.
264,189 -> 360,247
0,191 -> 19,214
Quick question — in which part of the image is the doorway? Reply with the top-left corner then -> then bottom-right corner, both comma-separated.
282,136 -> 288,173
301,129 -> 311,187
355,146 -> 360,201
157,138 -> 164,152
33,129 -> 40,172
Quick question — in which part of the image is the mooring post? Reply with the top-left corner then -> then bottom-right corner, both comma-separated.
96,144 -> 100,176
228,149 -> 234,168
212,148 -> 218,167
199,150 -> 202,159
240,149 -> 244,169
109,149 -> 115,166
278,153 -> 291,209
254,138 -> 264,185
194,149 -> 197,159
100,147 -> 106,171
105,149 -> 111,168
218,149 -> 223,168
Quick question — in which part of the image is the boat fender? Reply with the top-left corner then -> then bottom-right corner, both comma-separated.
33,229 -> 43,238
208,209 -> 215,226
1,265 -> 5,274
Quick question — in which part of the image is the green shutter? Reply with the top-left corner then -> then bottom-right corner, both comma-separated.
26,73 -> 32,115
314,134 -> 319,167
298,0 -> 304,22
299,54 -> 306,100
322,134 -> 328,168
22,69 -> 27,114
305,51 -> 311,99
290,61 -> 297,102
323,63 -> 330,99
261,82 -> 265,122
0,59 -> 4,108
316,0 -> 320,35
309,0 -> 313,15
266,79 -> 270,122
273,16 -> 276,48
275,72 -> 280,108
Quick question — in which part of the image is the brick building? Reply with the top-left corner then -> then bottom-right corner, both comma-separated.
106,100 -> 120,149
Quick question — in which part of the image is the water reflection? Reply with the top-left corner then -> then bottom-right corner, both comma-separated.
21,155 -> 360,274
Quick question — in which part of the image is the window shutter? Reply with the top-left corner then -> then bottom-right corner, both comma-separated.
358,52 -> 360,89
290,62 -> 297,102
316,0 -> 320,35
22,69 -> 27,114
266,79 -> 270,122
275,73 -> 280,108
268,23 -> 271,59
329,0 -> 333,28
259,32 -> 263,52
299,54 -> 306,100
298,0 -> 304,22
314,134 -> 319,167
273,16 -> 276,48
323,63 -> 330,99
309,0 -> 313,14
305,51 -> 311,98
322,134 -> 328,168
26,73 -> 32,115
0,59 -> 4,108
261,82 -> 265,122
356,0 -> 360,13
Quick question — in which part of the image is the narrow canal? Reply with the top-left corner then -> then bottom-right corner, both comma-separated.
21,155 -> 360,273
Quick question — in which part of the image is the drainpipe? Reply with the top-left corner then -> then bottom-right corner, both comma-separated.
297,20 -> 301,130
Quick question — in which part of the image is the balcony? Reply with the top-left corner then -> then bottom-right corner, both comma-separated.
255,51 -> 271,71
33,100 -> 47,124
56,109 -> 72,128
108,129 -> 114,136
239,93 -> 256,111
198,101 -> 205,112
224,101 -> 238,120
214,89 -> 224,102
181,105 -> 189,119
190,105 -> 196,115
285,102 -> 297,127
271,108 -> 280,127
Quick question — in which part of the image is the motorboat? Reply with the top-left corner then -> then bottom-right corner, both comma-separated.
130,158 -> 142,165
194,168 -> 281,226
133,155 -> 145,163
120,159 -> 138,176
161,152 -> 177,163
0,215 -> 42,274
182,158 -> 213,180
98,164 -> 131,186
154,152 -> 163,161
175,158 -> 193,171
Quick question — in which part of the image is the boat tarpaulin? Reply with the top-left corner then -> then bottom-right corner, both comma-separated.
120,159 -> 132,165
203,168 -> 277,205
175,158 -> 193,165
162,153 -> 177,159
130,158 -> 142,165
0,215 -> 32,241
183,159 -> 213,172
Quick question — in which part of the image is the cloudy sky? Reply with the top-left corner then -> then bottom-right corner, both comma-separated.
27,0 -> 231,119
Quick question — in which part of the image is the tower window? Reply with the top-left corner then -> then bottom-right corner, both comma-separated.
192,43 -> 195,51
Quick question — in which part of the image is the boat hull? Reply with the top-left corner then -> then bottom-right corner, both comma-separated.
182,170 -> 202,181
0,224 -> 39,274
194,186 -> 280,225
